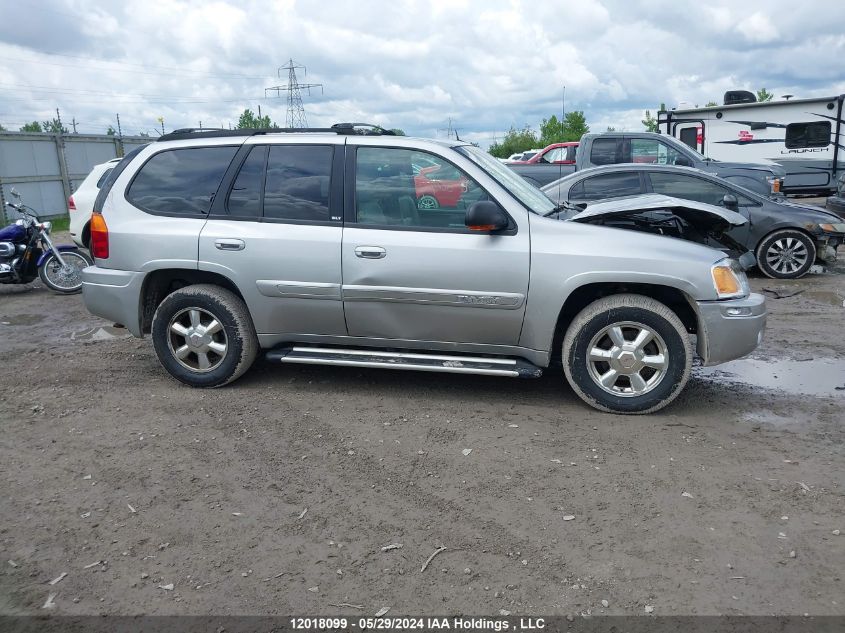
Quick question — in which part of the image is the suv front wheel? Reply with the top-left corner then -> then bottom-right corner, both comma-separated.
562,294 -> 692,414
151,284 -> 258,387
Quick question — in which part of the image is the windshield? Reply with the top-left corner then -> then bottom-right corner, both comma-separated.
457,145 -> 556,215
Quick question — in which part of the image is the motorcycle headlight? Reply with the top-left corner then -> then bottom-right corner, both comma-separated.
711,258 -> 749,299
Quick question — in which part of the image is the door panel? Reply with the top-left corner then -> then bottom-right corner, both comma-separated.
342,145 -> 530,346
199,221 -> 346,335
341,227 -> 529,345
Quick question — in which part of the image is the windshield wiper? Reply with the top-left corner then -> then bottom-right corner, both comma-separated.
543,201 -> 581,217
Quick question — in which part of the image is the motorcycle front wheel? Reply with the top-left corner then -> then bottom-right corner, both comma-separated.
38,251 -> 92,294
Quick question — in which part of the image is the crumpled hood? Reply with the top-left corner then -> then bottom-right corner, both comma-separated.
570,194 -> 748,233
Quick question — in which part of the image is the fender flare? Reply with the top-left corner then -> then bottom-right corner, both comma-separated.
37,245 -> 83,267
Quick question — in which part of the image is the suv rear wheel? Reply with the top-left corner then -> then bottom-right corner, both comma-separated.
151,284 -> 258,387
562,294 -> 692,414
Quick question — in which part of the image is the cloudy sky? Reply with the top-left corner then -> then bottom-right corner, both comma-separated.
1,0 -> 843,147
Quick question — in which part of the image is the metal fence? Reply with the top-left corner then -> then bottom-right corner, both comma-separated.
0,131 -> 149,224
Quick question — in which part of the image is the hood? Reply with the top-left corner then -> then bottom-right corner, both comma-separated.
570,194 -> 748,233
705,159 -> 786,178
772,199 -> 845,224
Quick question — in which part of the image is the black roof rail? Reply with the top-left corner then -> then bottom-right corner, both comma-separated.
157,123 -> 396,142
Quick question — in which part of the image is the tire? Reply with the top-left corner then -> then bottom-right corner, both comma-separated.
151,284 -> 258,388
417,195 -> 439,210
38,250 -> 92,294
562,294 -> 692,415
756,229 -> 816,279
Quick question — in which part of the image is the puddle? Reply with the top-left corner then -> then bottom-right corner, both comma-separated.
740,410 -> 818,429
697,358 -> 845,397
0,313 -> 46,326
70,326 -> 132,342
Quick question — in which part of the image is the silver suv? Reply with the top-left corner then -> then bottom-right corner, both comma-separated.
81,124 -> 766,414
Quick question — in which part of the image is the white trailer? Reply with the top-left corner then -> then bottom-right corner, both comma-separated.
658,92 -> 844,194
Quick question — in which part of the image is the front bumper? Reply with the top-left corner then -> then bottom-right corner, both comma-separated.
81,266 -> 145,337
826,195 -> 845,219
696,293 -> 767,366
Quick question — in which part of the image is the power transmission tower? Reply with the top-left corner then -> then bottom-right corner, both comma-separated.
265,59 -> 323,128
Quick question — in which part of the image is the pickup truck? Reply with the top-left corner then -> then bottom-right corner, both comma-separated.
81,125 -> 767,415
509,132 -> 786,195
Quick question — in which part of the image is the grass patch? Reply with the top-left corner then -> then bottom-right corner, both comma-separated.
47,215 -> 70,231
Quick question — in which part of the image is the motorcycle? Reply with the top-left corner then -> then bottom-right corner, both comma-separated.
1,188 -> 92,294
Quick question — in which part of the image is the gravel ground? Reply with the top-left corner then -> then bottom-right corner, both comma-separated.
0,234 -> 843,618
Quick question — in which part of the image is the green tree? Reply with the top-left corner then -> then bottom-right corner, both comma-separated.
389,128 -> 405,136
20,121 -> 42,132
42,118 -> 68,134
106,125 -> 116,136
562,111 -> 589,141
236,108 -> 275,129
705,101 -> 718,107
488,126 -> 539,158
756,88 -> 774,102
642,103 -> 666,132
539,114 -> 565,146
606,126 -> 616,132
0,123 -> 6,132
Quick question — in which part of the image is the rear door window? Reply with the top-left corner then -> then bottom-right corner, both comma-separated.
263,145 -> 333,221
95,167 -> 114,188
569,172 -> 642,201
590,138 -> 617,165
127,146 -> 238,215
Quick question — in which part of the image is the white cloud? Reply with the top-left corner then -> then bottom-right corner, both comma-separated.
0,0 -> 841,146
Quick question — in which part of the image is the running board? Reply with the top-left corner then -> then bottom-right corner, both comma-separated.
265,346 -> 543,378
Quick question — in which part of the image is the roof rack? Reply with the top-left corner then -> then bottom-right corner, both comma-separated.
157,123 -> 396,142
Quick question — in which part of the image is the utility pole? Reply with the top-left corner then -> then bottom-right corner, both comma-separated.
265,59 -> 323,128
71,117 -> 78,134
116,113 -> 124,157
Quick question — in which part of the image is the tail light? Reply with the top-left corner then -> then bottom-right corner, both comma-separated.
90,212 -> 109,259
68,195 -> 76,211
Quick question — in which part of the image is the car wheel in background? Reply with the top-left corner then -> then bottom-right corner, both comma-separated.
756,229 -> 816,279
417,195 -> 439,210
562,294 -> 692,414
151,284 -> 258,388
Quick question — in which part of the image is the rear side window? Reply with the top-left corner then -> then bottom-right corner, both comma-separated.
227,146 -> 266,218
785,121 -> 831,149
570,172 -> 642,201
590,138 -> 617,165
127,146 -> 238,215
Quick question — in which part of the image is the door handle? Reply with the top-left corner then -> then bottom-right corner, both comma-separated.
215,239 -> 245,251
355,246 -> 386,259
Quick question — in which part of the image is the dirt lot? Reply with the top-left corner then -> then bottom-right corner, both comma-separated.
0,236 -> 843,618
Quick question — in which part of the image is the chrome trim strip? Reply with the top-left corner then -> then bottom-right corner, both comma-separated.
279,356 -> 519,377
256,280 -> 341,300
290,346 -> 518,365
341,285 -> 524,309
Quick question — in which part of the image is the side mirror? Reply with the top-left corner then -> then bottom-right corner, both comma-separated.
9,187 -> 21,199
465,201 -> 509,232
674,156 -> 692,167
721,194 -> 739,211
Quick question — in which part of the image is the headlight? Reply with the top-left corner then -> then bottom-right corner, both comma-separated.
819,223 -> 845,234
711,258 -> 749,299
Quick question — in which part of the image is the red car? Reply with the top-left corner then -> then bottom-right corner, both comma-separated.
414,164 -> 468,209
525,142 -> 579,165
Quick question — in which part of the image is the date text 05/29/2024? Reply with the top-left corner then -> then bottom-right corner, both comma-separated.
290,617 -> 546,631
